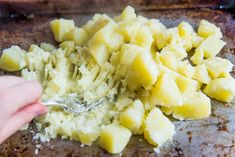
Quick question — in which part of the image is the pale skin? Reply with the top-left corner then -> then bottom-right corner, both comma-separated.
0,76 -> 47,144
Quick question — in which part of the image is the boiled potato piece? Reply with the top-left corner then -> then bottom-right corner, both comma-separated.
98,124 -> 131,154
144,107 -> 175,146
50,18 -> 75,42
173,92 -> 211,120
131,26 -> 153,50
190,48 -> 204,65
198,20 -> 222,38
63,27 -> 88,46
88,42 -> 108,66
83,14 -> 113,37
0,46 -> 26,71
203,78 -> 235,102
119,100 -> 144,134
151,73 -> 183,107
40,43 -> 56,52
118,6 -> 137,21
177,61 -> 194,78
159,50 -> 178,71
132,52 -> 159,89
192,33 -> 204,48
78,128 -> 100,145
204,57 -> 233,79
193,64 -> 210,84
126,70 -> 142,91
145,19 -> 167,49
197,35 -> 226,58
117,20 -> 141,42
178,21 -> 194,38
175,75 -> 200,93
120,44 -> 143,65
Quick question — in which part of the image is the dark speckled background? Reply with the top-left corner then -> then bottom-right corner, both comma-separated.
0,1 -> 235,156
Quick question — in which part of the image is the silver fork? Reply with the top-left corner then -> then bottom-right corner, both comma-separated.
42,96 -> 114,114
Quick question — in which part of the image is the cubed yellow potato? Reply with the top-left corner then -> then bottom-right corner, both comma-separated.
145,19 -> 167,49
0,46 -> 26,72
132,52 -> 159,89
119,100 -> 144,134
88,42 -> 108,65
159,50 -> 178,71
167,41 -> 187,60
203,78 -> 235,102
166,27 -> 180,43
204,57 -> 233,79
98,124 -> 131,154
177,61 -> 194,78
144,107 -> 175,146
192,32 -> 204,48
159,65 -> 179,79
120,44 -> 143,65
193,64 -> 210,84
197,35 -> 226,58
59,41 -> 75,57
173,92 -> 211,120
150,73 -> 183,107
78,128 -> 100,145
63,27 -> 88,46
83,14 -> 113,37
131,26 -> 153,50
50,18 -> 75,42
117,21 -> 141,42
190,48 -> 204,65
120,6 -> 137,21
175,75 -> 200,93
178,21 -> 194,38
198,20 -> 222,38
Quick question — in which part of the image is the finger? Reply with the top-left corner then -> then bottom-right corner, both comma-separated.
0,80 -> 43,121
0,76 -> 26,93
0,103 -> 47,144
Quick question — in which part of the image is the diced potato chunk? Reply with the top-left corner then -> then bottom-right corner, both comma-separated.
89,42 -> 108,65
193,64 -> 210,84
63,27 -> 88,46
132,52 -> 159,89
119,100 -> 144,134
190,48 -> 204,65
119,6 -> 137,21
0,46 -> 26,71
126,70 -> 142,91
40,43 -> 56,52
198,20 -> 222,38
177,21 -> 194,39
151,73 -> 183,107
167,41 -> 187,60
177,61 -> 194,78
83,14 -> 113,37
175,75 -> 200,93
120,44 -> 143,65
173,92 -> 211,120
98,124 -> 131,154
131,26 -> 153,50
50,19 -> 75,42
145,19 -> 167,49
197,35 -> 226,58
203,78 -> 235,102
192,33 -> 203,48
159,50 -> 178,71
204,57 -> 233,79
78,127 -> 100,145
144,107 -> 175,146
118,21 -> 141,42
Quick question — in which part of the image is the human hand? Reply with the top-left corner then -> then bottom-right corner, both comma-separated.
0,76 -> 47,144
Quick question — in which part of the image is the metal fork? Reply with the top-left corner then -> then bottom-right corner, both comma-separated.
42,96 -> 114,114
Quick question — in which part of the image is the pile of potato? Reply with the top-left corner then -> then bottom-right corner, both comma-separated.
0,6 -> 234,154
